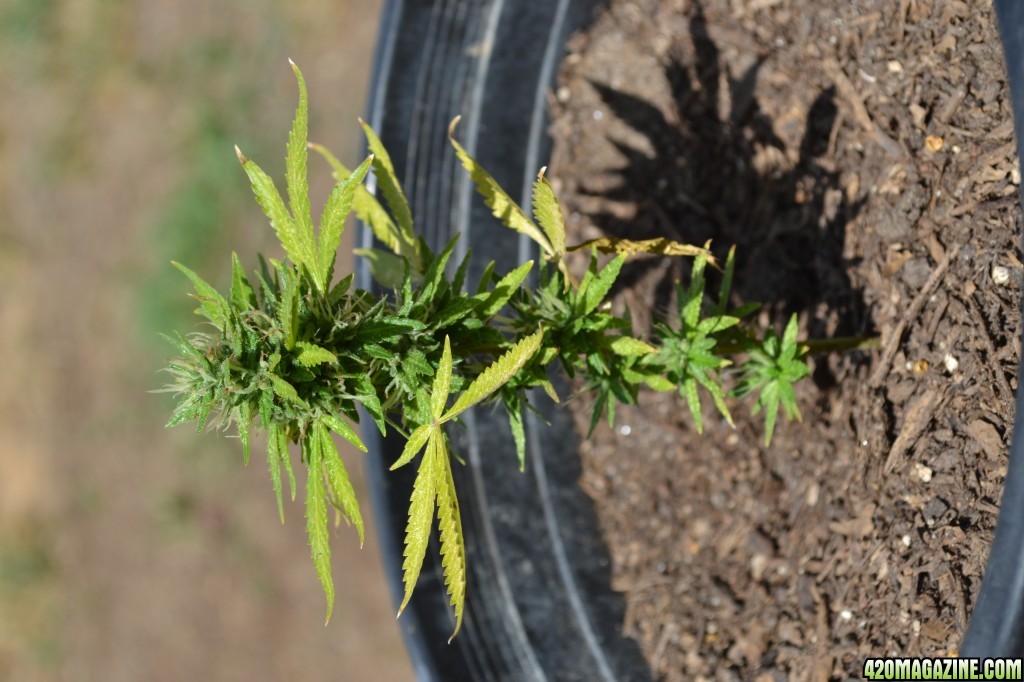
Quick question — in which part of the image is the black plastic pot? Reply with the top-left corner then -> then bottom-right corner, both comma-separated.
357,0 -> 1024,676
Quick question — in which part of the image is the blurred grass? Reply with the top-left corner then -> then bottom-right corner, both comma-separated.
0,1 -> 413,680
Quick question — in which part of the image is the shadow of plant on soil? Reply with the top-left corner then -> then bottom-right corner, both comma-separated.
582,2 -> 870,369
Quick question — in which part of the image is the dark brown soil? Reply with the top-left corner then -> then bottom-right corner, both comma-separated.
547,0 -> 1021,679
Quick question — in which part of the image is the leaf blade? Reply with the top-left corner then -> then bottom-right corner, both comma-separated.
442,329 -> 543,422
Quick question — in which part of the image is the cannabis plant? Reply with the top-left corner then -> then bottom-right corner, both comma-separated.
161,63 -> 843,639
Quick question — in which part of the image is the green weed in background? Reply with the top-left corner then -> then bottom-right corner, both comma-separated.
159,63 -> 876,640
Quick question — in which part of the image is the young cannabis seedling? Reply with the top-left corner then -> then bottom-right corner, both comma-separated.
160,63 -> 869,638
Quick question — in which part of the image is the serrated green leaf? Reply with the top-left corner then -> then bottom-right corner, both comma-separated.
398,429 -> 438,616
269,374 -> 300,404
682,253 -> 708,328
280,427 -> 297,503
532,169 -> 566,256
579,254 -> 625,317
304,432 -> 334,623
354,248 -> 407,289
682,376 -> 703,433
448,117 -> 552,256
391,424 -> 431,471
432,298 -> 478,328
278,266 -> 298,351
350,374 -> 385,435
433,435 -> 466,640
172,261 -> 230,329
286,61 -> 317,280
715,245 -> 736,315
608,336 -> 658,356
476,261 -> 533,318
695,315 -> 741,336
235,148 -> 307,269
294,341 -> 338,367
432,336 -> 453,420
230,252 -> 256,311
321,412 -> 367,453
442,329 -> 543,422
266,424 -> 286,523
475,261 -> 496,294
508,398 -> 526,472
416,237 -> 458,307
781,313 -> 800,361
317,421 -> 364,546
316,155 -> 373,290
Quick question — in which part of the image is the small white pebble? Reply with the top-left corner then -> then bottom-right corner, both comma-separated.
887,60 -> 904,74
992,264 -> 1011,286
943,353 -> 959,374
556,86 -> 571,103
618,424 -> 632,436
952,145 -> 961,154
861,439 -> 869,447
1013,163 -> 1021,186
902,534 -> 912,547
592,109 -> 604,121
840,609 -> 853,621
915,463 -> 933,483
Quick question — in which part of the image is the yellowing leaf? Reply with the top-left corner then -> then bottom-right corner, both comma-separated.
310,142 -> 418,266
304,432 -> 334,623
433,435 -> 466,641
432,336 -> 453,421
399,430 -> 439,616
359,120 -> 419,262
532,168 -> 566,257
317,422 -> 364,546
294,341 -> 338,367
390,424 -> 431,471
443,329 -> 543,422
448,117 -> 553,256
568,237 -> 714,263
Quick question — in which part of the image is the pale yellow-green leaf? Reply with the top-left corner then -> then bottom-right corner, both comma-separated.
398,430 -> 438,615
310,142 -> 412,263
317,422 -> 364,546
359,120 -> 421,265
390,424 -> 431,471
433,435 -> 466,640
235,146 -> 305,269
354,248 -> 407,289
442,329 -> 543,422
432,336 -> 453,421
609,336 -> 658,356
316,155 -> 373,290
304,432 -> 334,623
320,412 -> 367,453
286,61 -> 317,278
532,168 -> 566,257
568,237 -> 715,264
279,427 -> 297,502
294,341 -> 338,367
448,117 -> 553,256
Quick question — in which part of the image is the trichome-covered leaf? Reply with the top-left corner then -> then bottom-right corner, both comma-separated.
443,329 -> 543,422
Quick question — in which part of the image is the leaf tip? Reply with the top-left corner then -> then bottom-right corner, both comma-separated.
537,166 -> 547,179
234,144 -> 248,164
447,115 -> 462,139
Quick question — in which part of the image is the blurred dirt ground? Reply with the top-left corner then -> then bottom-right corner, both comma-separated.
0,1 -> 414,680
